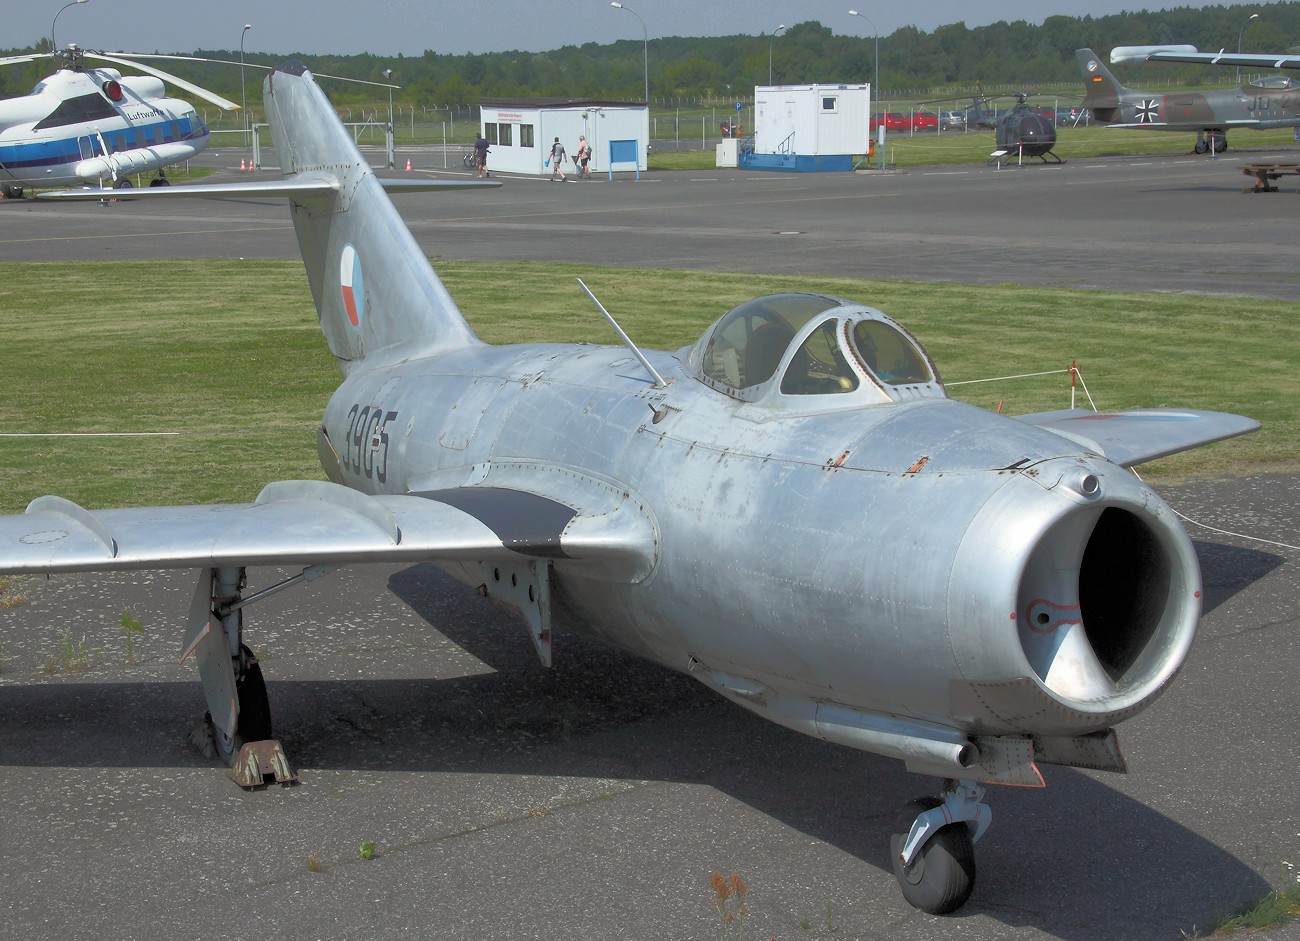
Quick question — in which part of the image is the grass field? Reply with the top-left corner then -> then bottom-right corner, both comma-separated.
1,259 -> 1293,514
649,126 -> 1300,170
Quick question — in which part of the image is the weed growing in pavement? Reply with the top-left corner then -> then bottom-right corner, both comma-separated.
0,575 -> 26,609
55,631 -> 91,672
709,870 -> 748,939
119,607 -> 144,663
1183,839 -> 1300,938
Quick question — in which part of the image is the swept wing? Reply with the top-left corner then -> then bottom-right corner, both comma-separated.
1111,45 -> 1300,70
0,479 -> 654,583
1015,407 -> 1260,467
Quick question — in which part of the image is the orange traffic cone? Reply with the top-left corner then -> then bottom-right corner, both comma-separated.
405,158 -> 412,171
239,158 -> 246,171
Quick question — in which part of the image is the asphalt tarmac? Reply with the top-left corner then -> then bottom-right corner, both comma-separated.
1,146 -> 1297,940
4,141 -> 1300,299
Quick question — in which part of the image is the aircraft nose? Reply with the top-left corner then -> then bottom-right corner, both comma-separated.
949,460 -> 1201,732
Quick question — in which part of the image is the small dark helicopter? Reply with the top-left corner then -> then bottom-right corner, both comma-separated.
969,92 -> 1061,163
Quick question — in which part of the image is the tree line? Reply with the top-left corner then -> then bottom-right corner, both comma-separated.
4,3 -> 1299,109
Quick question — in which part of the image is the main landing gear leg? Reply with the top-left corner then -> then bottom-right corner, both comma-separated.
181,566 -> 291,786
890,779 -> 990,914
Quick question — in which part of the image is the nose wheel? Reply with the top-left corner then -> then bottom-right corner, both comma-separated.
889,780 -> 989,914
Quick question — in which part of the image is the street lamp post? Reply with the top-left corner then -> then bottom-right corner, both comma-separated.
1237,12 -> 1259,82
768,24 -> 787,86
848,9 -> 881,168
240,24 -> 252,144
610,2 -> 648,105
383,68 -> 394,168
51,0 -> 89,53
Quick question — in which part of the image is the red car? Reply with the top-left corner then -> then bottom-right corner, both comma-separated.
869,112 -> 907,132
908,111 -> 939,131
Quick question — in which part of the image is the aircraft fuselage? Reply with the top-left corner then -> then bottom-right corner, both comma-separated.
319,334 -> 1201,782
1096,84 -> 1300,130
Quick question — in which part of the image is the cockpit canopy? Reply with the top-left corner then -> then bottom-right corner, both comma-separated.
687,293 -> 945,407
1249,75 -> 1300,90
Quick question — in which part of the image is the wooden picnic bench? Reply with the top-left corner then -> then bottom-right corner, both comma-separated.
1241,162 -> 1300,193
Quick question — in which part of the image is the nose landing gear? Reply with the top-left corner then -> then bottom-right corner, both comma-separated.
890,779 -> 990,914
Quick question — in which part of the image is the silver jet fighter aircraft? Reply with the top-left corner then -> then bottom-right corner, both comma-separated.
2,61 -> 1259,914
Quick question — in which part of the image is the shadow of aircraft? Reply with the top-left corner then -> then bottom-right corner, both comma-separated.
0,525 -> 1286,938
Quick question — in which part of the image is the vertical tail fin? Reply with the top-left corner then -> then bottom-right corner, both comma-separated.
263,60 -> 484,372
1076,48 -> 1130,122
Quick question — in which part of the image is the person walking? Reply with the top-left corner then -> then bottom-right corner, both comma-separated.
549,137 -> 567,181
473,134 -> 490,178
574,135 -> 592,179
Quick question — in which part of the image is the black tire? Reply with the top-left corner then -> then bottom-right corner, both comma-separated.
889,797 -> 976,915
212,645 -> 272,765
149,177 -> 170,187
1211,132 -> 1227,153
114,178 -> 133,189
1,183 -> 23,199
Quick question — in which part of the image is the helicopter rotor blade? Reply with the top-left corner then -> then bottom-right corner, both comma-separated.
108,52 -> 399,89
83,51 -> 241,110
0,53 -> 53,67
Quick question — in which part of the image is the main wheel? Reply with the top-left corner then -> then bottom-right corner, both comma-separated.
114,178 -> 133,189
1,183 -> 23,199
889,797 -> 976,914
212,644 -> 273,765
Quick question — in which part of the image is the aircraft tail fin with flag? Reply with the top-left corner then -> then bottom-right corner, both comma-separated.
1076,48 -> 1131,122
39,60 -> 499,374
262,60 -> 484,372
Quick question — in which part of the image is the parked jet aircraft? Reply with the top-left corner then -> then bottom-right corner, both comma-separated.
0,44 -> 239,197
1076,46 -> 1300,153
0,60 -> 1259,913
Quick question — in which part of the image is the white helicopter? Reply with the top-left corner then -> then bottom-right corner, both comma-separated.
0,43 -> 239,198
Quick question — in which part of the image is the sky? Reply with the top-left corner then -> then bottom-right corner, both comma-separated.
14,0 -> 1289,57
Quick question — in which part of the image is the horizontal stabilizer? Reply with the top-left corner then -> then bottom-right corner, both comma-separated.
36,178 -> 498,202
1014,407 -> 1260,467
0,479 -> 653,582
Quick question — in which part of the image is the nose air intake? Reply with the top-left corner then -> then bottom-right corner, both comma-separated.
1016,501 -> 1191,709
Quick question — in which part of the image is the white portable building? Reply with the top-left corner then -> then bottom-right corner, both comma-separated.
478,98 -> 648,176
750,84 -> 871,170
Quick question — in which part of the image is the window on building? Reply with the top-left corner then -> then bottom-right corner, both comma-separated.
499,123 -> 513,146
821,96 -> 838,112
520,124 -> 535,148
484,122 -> 499,145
